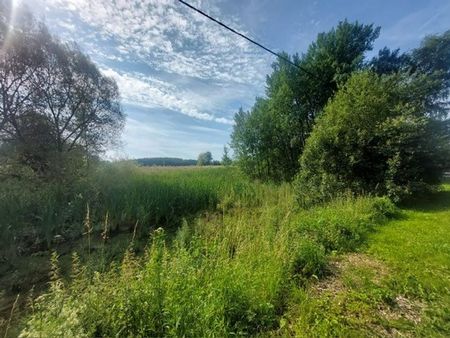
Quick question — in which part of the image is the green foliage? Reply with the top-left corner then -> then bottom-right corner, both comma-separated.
291,239 -> 326,279
0,7 -> 124,179
17,172 -> 392,337
284,182 -> 450,337
197,151 -> 212,166
297,20 -> 380,109
221,146 -> 232,166
0,164 -> 251,258
296,196 -> 395,253
231,20 -> 380,181
296,71 -> 450,206
410,30 -> 450,118
369,47 -> 411,75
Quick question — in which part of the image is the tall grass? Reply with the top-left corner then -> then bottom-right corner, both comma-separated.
0,164 -> 253,257
18,172 -> 396,337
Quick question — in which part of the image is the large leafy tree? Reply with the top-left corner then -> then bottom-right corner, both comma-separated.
410,30 -> 450,118
369,47 -> 410,75
0,6 -> 124,176
295,71 -> 450,206
197,151 -> 212,166
231,20 -> 380,181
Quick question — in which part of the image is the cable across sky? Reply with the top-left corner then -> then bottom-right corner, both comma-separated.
175,0 -> 314,77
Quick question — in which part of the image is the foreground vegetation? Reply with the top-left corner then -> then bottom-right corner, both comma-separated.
5,166 -> 394,337
284,181 -> 450,337
2,169 -> 449,337
0,165 -> 253,318
1,3 -> 449,337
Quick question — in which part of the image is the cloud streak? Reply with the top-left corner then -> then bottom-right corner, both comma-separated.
41,0 -> 271,84
30,0 -> 271,128
100,67 -> 234,124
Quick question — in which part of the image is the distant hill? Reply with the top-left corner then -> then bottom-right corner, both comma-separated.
135,157 -> 197,166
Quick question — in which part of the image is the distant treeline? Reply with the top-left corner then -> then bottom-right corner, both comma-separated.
135,157 -> 221,166
136,157 -> 197,166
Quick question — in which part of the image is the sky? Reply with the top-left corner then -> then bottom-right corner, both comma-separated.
16,0 -> 450,160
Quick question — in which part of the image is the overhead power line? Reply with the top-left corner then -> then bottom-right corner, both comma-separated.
175,0 -> 314,77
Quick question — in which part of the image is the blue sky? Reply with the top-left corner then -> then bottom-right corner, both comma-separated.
22,0 -> 450,160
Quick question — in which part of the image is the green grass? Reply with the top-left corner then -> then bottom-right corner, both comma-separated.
12,167 -> 394,337
367,182 -> 450,335
0,164 -> 246,244
3,166 -> 448,337
1,165 -> 255,335
285,182 -> 450,337
0,164 -> 258,260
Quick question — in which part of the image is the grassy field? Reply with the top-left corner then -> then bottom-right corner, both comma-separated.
283,182 -> 450,337
2,166 -> 394,337
1,167 -> 449,337
0,164 -> 252,252
0,165 -> 255,334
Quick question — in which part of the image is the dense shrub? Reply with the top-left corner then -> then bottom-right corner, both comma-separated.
296,196 -> 396,253
295,71 -> 450,206
291,238 -> 326,279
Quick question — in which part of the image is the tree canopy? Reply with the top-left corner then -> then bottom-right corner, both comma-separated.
197,151 -> 212,166
0,8 -> 124,177
295,71 -> 450,205
231,20 -> 381,181
221,146 -> 232,166
231,22 -> 450,203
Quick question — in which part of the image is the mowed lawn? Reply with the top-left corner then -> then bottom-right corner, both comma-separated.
289,182 -> 450,337
367,182 -> 450,336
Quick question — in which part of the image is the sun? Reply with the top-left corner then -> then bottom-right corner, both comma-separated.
1,0 -> 19,51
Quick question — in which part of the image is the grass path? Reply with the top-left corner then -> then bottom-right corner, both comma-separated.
289,183 -> 450,337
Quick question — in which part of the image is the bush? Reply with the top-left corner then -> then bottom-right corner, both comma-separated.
296,196 -> 395,253
295,71 -> 450,206
291,238 -> 326,278
369,196 -> 398,219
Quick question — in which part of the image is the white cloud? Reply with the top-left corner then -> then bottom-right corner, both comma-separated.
101,67 -> 234,124
26,0 -> 270,128
55,18 -> 75,31
37,0 -> 271,85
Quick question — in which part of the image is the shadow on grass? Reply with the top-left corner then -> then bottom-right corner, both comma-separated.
399,180 -> 450,213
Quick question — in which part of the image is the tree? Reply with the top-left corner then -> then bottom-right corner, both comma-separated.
295,20 -> 380,117
370,47 -> 410,75
0,6 -> 124,177
295,71 -> 450,206
231,20 -> 380,181
410,30 -> 450,118
197,151 -> 212,166
221,146 -> 232,166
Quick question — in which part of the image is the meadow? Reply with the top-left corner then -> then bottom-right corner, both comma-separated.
1,165 -> 398,337
1,166 -> 449,337
0,165 -> 253,320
